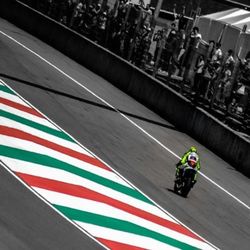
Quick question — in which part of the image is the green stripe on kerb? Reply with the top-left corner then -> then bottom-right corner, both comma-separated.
0,109 -> 73,142
0,145 -> 152,204
55,205 -> 200,250
0,85 -> 15,94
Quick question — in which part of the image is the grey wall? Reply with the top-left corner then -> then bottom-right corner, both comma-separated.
0,0 -> 249,177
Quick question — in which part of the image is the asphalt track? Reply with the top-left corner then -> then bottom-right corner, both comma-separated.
0,18 -> 249,249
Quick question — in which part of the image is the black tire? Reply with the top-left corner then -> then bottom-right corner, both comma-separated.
181,177 -> 192,197
174,182 -> 178,193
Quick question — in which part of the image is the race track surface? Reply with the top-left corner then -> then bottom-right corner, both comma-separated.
0,18 -> 249,249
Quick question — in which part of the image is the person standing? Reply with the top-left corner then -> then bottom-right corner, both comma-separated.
193,55 -> 205,97
211,42 -> 223,63
183,26 -> 202,70
153,28 -> 164,62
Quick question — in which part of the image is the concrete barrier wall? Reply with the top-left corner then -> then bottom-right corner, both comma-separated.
1,0 -> 249,177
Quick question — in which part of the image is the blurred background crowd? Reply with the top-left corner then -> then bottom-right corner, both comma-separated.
21,0 -> 250,135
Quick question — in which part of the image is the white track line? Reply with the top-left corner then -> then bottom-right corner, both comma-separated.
0,27 -> 248,247
3,29 -> 248,211
0,29 -> 249,211
1,72 -> 219,250
0,31 -> 221,250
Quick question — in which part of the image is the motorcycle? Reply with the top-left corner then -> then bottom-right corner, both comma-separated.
174,163 -> 197,197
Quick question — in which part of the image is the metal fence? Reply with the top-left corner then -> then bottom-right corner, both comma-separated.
20,0 -> 250,136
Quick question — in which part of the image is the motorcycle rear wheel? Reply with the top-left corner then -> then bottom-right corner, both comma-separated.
174,182 -> 178,193
181,177 -> 192,197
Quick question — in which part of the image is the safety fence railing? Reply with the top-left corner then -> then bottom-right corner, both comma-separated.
19,0 -> 250,137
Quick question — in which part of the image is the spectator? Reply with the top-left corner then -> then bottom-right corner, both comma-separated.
227,98 -> 239,115
189,26 -> 202,49
96,11 -> 108,45
183,26 -> 202,70
176,28 -> 186,70
207,40 -> 215,60
177,13 -> 187,31
93,3 -> 101,16
208,60 -> 222,102
168,28 -> 187,77
117,0 -> 127,23
237,58 -> 250,113
193,55 -> 205,96
133,26 -> 151,69
161,23 -> 177,72
215,61 -> 233,106
211,42 -> 223,62
110,23 -> 123,55
152,28 -> 164,62
70,0 -> 85,29
22,0 -> 250,126
225,49 -> 235,66
222,77 -> 233,109
143,4 -> 152,29
65,0 -> 75,26
202,60 -> 218,100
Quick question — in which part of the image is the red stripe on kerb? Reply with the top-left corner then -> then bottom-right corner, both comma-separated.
97,238 -> 146,250
0,97 -> 43,118
16,172 -> 202,241
0,126 -> 110,171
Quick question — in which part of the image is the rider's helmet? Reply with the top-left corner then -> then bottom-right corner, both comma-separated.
190,146 -> 197,153
187,153 -> 198,168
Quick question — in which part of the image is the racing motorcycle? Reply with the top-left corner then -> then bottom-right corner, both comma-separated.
174,162 -> 197,198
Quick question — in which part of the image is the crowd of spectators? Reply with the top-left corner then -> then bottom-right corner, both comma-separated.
30,0 -> 154,62
192,42 -> 250,125
22,0 -> 250,134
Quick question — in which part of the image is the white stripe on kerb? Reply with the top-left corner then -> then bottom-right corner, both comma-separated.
1,156 -> 175,221
0,117 -> 93,157
0,103 -> 57,130
76,222 -> 180,250
0,90 -> 30,106
35,187 -> 215,249
0,135 -> 131,187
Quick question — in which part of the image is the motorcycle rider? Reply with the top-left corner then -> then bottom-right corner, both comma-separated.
175,146 -> 200,186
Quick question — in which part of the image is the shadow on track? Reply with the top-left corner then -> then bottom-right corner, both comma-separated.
0,73 -> 180,131
166,188 -> 188,198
